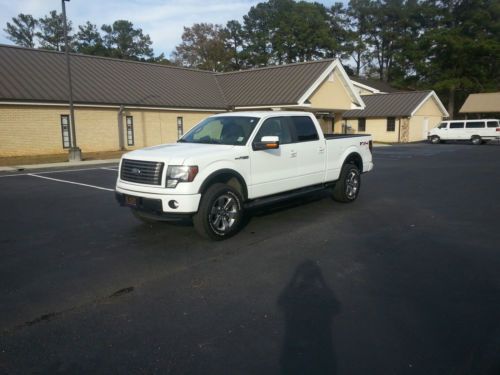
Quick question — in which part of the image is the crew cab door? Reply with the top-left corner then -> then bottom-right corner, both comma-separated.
289,116 -> 326,187
248,116 -> 299,198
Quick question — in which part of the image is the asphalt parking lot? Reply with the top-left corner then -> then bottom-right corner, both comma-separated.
1,142 -> 499,375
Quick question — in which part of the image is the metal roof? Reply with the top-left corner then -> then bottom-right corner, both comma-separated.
343,91 -> 435,118
459,92 -> 500,113
349,76 -> 400,93
0,45 -> 340,110
215,59 -> 335,107
0,45 -> 225,109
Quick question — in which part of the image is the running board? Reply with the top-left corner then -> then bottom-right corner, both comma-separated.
244,184 -> 330,210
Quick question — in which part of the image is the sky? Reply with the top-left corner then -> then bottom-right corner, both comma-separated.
0,0 -> 343,58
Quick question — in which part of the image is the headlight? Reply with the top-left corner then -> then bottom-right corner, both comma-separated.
166,165 -> 198,188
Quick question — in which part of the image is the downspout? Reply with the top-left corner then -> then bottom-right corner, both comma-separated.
118,105 -> 125,150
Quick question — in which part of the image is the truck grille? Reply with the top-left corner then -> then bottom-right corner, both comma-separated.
120,159 -> 164,185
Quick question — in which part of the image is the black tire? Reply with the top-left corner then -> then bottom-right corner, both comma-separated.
131,209 -> 160,224
430,135 -> 440,144
332,163 -> 361,203
471,136 -> 482,145
193,183 -> 244,240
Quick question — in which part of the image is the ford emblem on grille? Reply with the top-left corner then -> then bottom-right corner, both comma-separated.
131,167 -> 142,175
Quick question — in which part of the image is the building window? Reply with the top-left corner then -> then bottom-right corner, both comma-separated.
60,115 -> 71,148
358,118 -> 366,132
126,116 -> 134,146
387,117 -> 395,132
177,117 -> 184,139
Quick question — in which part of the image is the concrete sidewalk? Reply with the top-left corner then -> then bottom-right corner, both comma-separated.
0,158 -> 120,172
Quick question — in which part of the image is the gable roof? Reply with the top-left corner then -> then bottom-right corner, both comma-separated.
215,59 -> 335,107
349,76 -> 400,93
459,92 -> 500,113
0,44 -> 363,111
343,91 -> 448,118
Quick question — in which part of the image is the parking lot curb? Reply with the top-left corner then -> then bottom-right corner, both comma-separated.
0,158 -> 120,172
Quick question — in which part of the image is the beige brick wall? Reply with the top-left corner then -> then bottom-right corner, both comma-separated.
0,104 -> 216,157
346,117 -> 401,143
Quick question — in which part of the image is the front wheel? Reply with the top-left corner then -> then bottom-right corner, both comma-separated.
332,164 -> 361,203
430,135 -> 441,144
193,183 -> 244,240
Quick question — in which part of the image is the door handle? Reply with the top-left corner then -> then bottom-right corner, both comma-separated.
319,147 -> 325,153
290,151 -> 297,158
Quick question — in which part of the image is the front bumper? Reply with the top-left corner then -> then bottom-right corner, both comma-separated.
115,184 -> 201,214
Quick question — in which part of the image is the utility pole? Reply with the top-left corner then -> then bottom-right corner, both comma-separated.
62,0 -> 82,161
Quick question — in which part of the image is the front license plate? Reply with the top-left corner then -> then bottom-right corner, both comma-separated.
124,195 -> 138,207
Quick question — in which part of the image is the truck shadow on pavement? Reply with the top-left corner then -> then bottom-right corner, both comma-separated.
278,260 -> 341,375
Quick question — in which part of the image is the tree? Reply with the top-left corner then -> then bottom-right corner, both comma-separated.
417,0 -> 500,117
75,21 -> 107,55
101,20 -> 153,60
4,13 -> 38,48
224,20 -> 245,70
242,0 -> 335,66
172,23 -> 231,71
37,10 -> 71,51
344,0 -> 372,76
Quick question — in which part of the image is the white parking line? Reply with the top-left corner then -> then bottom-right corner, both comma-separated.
0,166 -> 118,178
100,167 -> 119,171
27,174 -> 114,192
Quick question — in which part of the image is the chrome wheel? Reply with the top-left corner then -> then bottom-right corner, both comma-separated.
209,193 -> 239,233
345,170 -> 360,199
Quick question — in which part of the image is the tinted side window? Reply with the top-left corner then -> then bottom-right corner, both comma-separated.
449,122 -> 464,129
387,117 -> 396,132
290,116 -> 319,142
358,118 -> 366,132
255,117 -> 293,144
487,121 -> 499,128
466,121 -> 485,128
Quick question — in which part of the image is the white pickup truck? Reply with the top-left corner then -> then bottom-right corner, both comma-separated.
115,111 -> 374,240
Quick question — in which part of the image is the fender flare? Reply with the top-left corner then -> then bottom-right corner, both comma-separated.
198,169 -> 248,200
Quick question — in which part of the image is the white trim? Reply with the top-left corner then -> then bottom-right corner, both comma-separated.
0,101 -> 225,112
297,59 -> 365,109
351,80 -> 381,94
410,91 -> 449,117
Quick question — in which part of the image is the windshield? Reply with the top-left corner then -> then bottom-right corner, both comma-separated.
179,116 -> 259,145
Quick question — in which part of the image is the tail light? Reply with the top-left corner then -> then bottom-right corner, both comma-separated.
496,128 -> 500,132
369,140 -> 373,152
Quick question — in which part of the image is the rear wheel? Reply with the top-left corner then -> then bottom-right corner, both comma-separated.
430,135 -> 441,144
193,183 -> 244,240
332,163 -> 361,203
471,136 -> 482,145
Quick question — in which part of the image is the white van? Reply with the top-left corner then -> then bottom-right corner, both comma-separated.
428,119 -> 500,145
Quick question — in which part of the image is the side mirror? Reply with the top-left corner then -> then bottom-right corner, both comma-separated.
253,136 -> 280,151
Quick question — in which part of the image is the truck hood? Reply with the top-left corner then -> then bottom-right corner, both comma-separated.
122,143 -> 235,165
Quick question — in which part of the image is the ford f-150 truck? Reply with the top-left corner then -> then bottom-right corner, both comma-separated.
115,111 -> 374,240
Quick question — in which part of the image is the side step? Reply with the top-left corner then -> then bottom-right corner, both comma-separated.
244,184 -> 331,210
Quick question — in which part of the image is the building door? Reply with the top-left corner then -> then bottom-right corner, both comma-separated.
423,117 -> 429,139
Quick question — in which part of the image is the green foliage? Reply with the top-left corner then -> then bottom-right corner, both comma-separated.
4,13 -> 37,48
242,0 -> 336,65
36,10 -> 71,51
172,23 -> 230,71
101,20 -> 154,59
